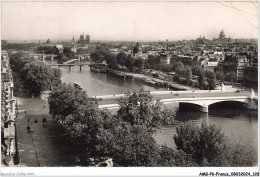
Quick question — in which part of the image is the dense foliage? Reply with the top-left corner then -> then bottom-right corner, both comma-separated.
174,121 -> 257,166
117,89 -> 175,132
90,48 -> 119,69
9,51 -> 61,96
21,61 -> 61,96
48,86 -> 256,167
2,43 -> 36,51
116,52 -> 127,69
9,52 -> 34,72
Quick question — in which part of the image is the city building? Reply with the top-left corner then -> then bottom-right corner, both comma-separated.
203,59 -> 218,72
78,33 -> 91,45
159,53 -> 171,65
243,66 -> 258,88
219,29 -> 226,39
222,54 -> 250,82
71,36 -> 77,53
1,50 -> 16,166
85,35 -> 90,44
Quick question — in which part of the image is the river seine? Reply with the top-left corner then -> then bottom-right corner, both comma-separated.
60,65 -> 258,149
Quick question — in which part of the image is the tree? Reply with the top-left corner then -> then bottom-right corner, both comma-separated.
185,67 -> 192,84
216,70 -> 224,81
160,64 -> 171,73
50,46 -> 60,55
174,121 -> 227,165
51,68 -> 62,88
91,48 -> 119,69
116,52 -> 127,69
157,145 -> 196,167
67,104 -> 115,163
9,51 -> 34,72
125,55 -> 134,71
197,69 -> 207,89
56,53 -> 69,64
224,138 -> 257,167
105,53 -> 119,69
117,89 -> 175,133
145,55 -> 160,69
174,61 -> 185,74
192,64 -> 204,76
20,61 -> 61,96
63,47 -> 75,59
205,70 -> 216,90
133,46 -> 139,55
90,49 -> 107,63
49,83 -> 118,164
48,83 -> 91,122
133,58 -> 144,72
225,71 -> 237,83
111,123 -> 160,166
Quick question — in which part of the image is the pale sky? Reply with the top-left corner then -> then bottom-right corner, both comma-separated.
1,1 -> 258,41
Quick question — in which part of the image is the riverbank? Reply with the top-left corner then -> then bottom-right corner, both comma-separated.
90,65 -> 194,91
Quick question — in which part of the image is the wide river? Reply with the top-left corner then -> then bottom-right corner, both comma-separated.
60,65 -> 258,149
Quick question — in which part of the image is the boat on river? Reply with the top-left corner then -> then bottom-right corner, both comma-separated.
74,82 -> 83,90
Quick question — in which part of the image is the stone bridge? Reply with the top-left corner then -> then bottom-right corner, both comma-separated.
97,89 -> 258,113
47,61 -> 106,71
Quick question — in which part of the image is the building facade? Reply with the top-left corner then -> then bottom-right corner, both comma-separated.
243,66 -> 258,88
78,33 -> 91,45
222,54 -> 250,82
1,51 -> 16,166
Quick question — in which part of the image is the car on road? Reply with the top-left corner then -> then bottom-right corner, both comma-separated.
235,90 -> 240,93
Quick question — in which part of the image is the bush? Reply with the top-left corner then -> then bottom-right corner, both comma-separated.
174,121 -> 257,166
157,145 -> 196,167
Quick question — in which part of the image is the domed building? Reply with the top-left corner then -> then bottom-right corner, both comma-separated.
219,29 -> 226,39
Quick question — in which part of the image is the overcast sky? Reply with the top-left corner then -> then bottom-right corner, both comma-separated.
1,1 -> 258,42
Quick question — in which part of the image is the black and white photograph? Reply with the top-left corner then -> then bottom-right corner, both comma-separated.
1,1 -> 258,176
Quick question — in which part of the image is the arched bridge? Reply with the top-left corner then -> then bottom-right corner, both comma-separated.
96,89 -> 258,113
47,61 -> 106,71
30,53 -> 57,61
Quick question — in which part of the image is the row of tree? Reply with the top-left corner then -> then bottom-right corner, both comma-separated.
91,48 -> 217,89
48,86 -> 256,166
144,56 -> 217,89
9,51 -> 62,96
216,70 -> 237,83
36,46 -> 75,64
90,49 -> 144,72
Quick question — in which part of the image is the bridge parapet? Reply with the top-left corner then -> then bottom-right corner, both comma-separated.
98,95 -> 255,113
94,90 -> 240,100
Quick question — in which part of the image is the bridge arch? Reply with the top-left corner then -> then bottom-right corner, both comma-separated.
179,102 -> 208,113
208,100 -> 247,109
178,98 -> 249,113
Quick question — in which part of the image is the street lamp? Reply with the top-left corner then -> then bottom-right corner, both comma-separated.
15,99 -> 18,118
25,111 -> 29,127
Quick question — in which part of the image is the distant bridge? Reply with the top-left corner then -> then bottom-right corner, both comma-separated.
30,53 -> 57,61
96,89 -> 258,113
47,61 -> 106,71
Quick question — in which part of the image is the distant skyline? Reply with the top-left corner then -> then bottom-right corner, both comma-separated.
2,1 -> 258,42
